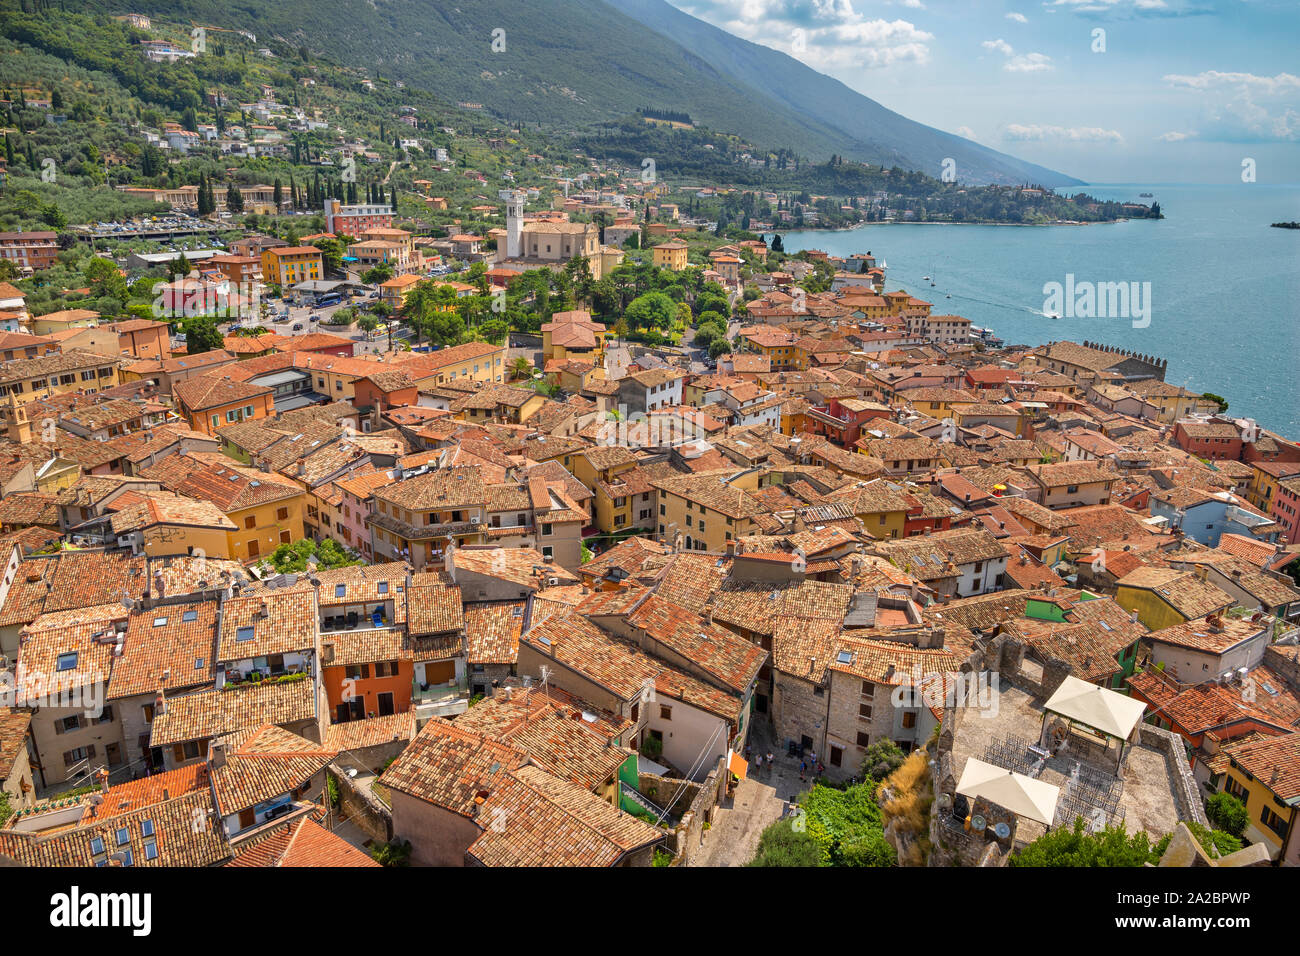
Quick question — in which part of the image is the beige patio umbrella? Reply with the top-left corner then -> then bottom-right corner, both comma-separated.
1044,675 -> 1147,740
956,757 -> 1060,826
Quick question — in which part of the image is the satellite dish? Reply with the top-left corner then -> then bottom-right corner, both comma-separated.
970,814 -> 987,832
935,793 -> 952,811
993,821 -> 1011,839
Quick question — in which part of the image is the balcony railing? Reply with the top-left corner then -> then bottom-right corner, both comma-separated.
411,677 -> 470,719
411,676 -> 469,704
806,406 -> 850,429
369,510 -> 485,542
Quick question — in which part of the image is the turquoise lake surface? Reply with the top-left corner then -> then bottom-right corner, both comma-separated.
775,183 -> 1300,436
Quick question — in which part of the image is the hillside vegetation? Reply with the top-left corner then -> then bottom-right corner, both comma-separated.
66,0 -> 1074,185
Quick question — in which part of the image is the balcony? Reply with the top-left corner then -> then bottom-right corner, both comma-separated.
411,676 -> 469,719
369,509 -> 485,542
320,604 -> 395,633
806,406 -> 851,428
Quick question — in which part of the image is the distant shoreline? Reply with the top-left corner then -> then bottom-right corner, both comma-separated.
773,217 -> 1144,234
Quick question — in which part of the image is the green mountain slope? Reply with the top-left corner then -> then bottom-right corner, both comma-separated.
91,0 -> 1076,185
609,0 -> 1080,186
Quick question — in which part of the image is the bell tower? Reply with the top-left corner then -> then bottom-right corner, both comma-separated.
1,392 -> 31,444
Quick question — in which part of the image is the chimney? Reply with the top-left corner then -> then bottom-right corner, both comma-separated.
97,767 -> 110,794
1193,565 -> 1209,582
209,742 -> 226,770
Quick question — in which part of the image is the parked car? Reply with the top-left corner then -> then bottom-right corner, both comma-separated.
291,322 -> 304,331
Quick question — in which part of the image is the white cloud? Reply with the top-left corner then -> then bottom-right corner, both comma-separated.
1005,12 -> 1028,22
1163,71 -> 1300,95
1157,131 -> 1193,142
1005,52 -> 1053,73
980,37 -> 1050,73
1049,0 -> 1165,7
1162,71 -> 1300,143
955,126 -> 977,140
1004,123 -> 1124,143
673,1 -> 932,70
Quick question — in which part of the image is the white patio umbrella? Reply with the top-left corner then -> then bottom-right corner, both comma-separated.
956,757 -> 1060,826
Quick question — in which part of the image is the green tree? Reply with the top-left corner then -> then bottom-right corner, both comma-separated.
1205,792 -> 1248,838
1202,392 -> 1229,413
625,291 -> 677,332
83,256 -> 128,302
362,262 -> 394,285
196,173 -> 214,216
1150,821 -> 1242,860
1011,819 -> 1155,867
270,538 -> 360,573
312,237 -> 346,274
225,183 -> 244,214
184,315 -> 224,355
839,828 -> 896,867
861,739 -> 906,781
797,781 -> 895,867
370,839 -> 412,867
747,818 -> 824,867
403,281 -> 463,347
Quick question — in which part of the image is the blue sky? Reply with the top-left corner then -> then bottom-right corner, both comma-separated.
664,0 -> 1300,184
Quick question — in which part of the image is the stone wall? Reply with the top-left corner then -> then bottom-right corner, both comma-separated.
825,668 -> 894,780
1263,644 -> 1300,692
657,756 -> 727,866
928,812 -> 1012,867
1137,724 -> 1209,827
771,671 -> 828,755
328,764 -> 393,846
469,664 -> 512,698
637,772 -> 700,819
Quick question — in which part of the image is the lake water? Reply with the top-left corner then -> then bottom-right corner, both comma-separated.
776,183 -> 1300,437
